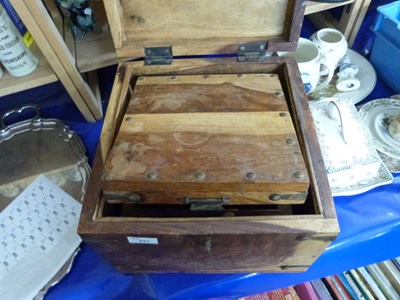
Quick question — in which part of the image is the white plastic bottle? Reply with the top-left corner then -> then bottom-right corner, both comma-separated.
0,4 -> 38,77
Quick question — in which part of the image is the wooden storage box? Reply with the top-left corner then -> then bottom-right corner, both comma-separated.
78,0 -> 339,273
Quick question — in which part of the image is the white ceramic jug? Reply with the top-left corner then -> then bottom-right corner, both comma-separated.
279,38 -> 332,95
310,28 -> 348,85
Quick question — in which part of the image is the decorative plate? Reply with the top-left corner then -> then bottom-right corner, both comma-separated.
378,151 -> 400,174
308,49 -> 377,104
375,112 -> 400,149
359,99 -> 400,160
310,98 -> 393,196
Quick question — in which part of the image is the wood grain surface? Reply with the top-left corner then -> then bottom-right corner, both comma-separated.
83,230 -> 337,273
102,74 -> 309,204
103,0 -> 305,56
128,74 -> 286,113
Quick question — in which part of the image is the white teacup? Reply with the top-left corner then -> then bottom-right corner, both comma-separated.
279,38 -> 331,94
310,28 -> 348,84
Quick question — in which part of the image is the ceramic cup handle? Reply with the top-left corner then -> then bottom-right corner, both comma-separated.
314,63 -> 333,92
327,100 -> 349,144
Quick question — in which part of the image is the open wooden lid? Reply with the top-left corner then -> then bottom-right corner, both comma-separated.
103,0 -> 305,58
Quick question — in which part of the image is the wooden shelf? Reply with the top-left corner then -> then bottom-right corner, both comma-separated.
0,43 -> 57,97
305,0 -> 355,15
75,28 -> 125,73
74,1 -> 129,73
52,0 -> 123,73
1,0 -> 368,119
0,0 -> 364,94
6,0 -> 103,122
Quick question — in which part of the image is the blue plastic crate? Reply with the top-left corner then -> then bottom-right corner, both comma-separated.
373,1 -> 400,48
370,1 -> 400,93
370,31 -> 400,93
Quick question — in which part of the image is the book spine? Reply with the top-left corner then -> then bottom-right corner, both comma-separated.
392,258 -> 400,270
338,273 -> 365,300
322,276 -> 343,300
310,279 -> 333,300
331,275 -> 352,299
358,267 -> 386,299
378,260 -> 400,293
348,269 -> 375,300
366,264 -> 399,299
240,286 -> 300,300
294,282 -> 319,300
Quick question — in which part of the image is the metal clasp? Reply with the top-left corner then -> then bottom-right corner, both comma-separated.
103,192 -> 142,203
184,197 -> 229,212
268,192 -> 308,202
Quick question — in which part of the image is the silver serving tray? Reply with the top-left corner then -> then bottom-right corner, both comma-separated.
0,105 -> 90,209
0,105 -> 90,298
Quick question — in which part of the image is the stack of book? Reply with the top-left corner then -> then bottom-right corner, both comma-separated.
241,257 -> 400,300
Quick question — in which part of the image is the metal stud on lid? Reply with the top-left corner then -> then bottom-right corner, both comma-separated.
0,4 -> 38,77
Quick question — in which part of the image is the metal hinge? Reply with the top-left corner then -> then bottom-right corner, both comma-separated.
237,41 -> 272,62
144,46 -> 173,65
184,197 -> 229,212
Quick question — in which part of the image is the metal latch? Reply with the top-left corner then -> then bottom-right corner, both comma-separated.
269,192 -> 308,202
184,197 -> 229,212
103,192 -> 142,203
237,41 -> 272,62
144,46 -> 173,65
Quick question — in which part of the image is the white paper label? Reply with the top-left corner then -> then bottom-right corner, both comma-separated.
0,9 -> 38,76
0,175 -> 82,300
127,237 -> 158,245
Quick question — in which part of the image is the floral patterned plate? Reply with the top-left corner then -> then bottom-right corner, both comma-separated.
374,110 -> 400,149
359,99 -> 400,159
378,151 -> 400,174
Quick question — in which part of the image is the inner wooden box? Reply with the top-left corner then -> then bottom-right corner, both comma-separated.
100,72 -> 310,208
